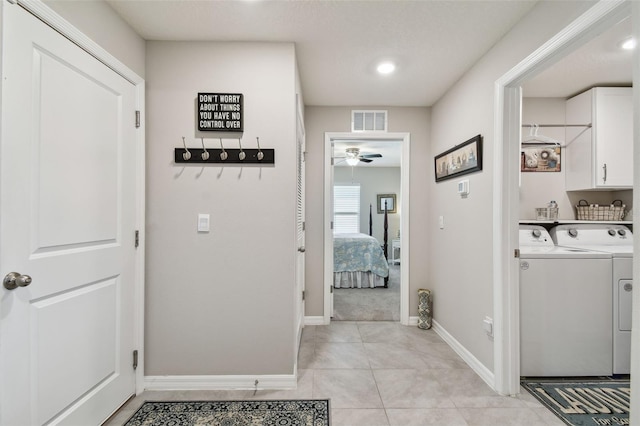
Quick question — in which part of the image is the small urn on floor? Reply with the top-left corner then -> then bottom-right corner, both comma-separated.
417,289 -> 433,330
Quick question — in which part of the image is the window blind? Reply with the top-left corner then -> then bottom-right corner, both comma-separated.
334,184 -> 360,234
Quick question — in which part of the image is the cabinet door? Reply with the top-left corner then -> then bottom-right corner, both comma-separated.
594,87 -> 633,188
565,90 -> 593,191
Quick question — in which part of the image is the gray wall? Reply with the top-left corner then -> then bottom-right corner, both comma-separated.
304,106 -> 430,317
428,1 -> 596,371
521,97 -> 632,220
145,41 -> 299,375
44,0 -> 146,78
334,166 -> 401,243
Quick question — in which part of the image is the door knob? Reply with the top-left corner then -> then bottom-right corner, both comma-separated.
298,246 -> 306,253
3,272 -> 32,290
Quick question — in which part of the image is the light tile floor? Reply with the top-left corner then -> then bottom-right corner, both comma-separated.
105,321 -> 565,425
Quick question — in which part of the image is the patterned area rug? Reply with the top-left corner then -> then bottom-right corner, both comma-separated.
124,400 -> 330,426
521,379 -> 630,426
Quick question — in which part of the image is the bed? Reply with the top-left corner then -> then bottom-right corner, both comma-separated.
333,205 -> 390,288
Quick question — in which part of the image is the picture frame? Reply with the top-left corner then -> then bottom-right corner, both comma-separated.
434,134 -> 483,182
521,146 -> 561,172
377,194 -> 396,214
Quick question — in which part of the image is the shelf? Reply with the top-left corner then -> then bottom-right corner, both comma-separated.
519,219 -> 632,225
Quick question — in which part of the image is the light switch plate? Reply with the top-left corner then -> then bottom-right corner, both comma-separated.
483,316 -> 493,337
198,214 -> 210,232
458,179 -> 469,197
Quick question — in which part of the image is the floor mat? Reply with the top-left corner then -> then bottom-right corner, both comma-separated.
124,400 -> 330,426
521,379 -> 630,426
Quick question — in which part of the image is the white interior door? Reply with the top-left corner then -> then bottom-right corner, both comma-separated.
1,4 -> 138,425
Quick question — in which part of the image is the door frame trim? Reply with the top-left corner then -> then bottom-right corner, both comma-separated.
14,0 -> 147,394
493,0 -> 632,396
323,132 -> 410,325
16,0 -> 143,85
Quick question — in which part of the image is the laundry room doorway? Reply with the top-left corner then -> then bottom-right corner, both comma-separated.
323,132 -> 410,325
493,0 -> 636,398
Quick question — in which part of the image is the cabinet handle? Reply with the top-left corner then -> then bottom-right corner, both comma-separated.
602,163 -> 607,184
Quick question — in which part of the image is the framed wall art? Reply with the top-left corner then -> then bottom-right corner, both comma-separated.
434,134 -> 482,182
521,146 -> 561,172
377,194 -> 396,214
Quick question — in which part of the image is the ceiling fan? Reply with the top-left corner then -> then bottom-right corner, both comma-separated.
336,147 -> 382,166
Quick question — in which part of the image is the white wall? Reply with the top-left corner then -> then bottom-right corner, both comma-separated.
145,41 -> 299,375
520,98 -> 569,219
43,0 -> 145,78
428,1 -> 595,372
334,166 -> 401,243
521,97 -> 632,220
305,106 -> 430,317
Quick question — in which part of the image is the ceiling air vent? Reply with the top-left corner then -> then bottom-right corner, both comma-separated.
351,110 -> 387,132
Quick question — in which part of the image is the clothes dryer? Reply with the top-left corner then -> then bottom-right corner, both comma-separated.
519,225 -> 613,377
550,224 -> 633,375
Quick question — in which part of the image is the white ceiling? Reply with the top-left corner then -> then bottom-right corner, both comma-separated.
105,1 -> 633,167
522,15 -> 632,98
107,0 -> 537,106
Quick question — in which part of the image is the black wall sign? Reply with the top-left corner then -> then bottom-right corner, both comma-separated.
197,93 -> 243,132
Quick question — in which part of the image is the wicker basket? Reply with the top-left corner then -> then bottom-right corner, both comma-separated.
575,199 -> 626,221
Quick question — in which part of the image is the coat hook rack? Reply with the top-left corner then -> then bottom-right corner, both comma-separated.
175,137 -> 275,165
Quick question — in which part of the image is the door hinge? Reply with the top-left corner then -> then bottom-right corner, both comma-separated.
303,151 -> 307,162
514,248 -> 520,258
330,286 -> 334,294
135,230 -> 139,248
302,290 -> 305,301
331,221 -> 334,230
135,110 -> 141,128
302,221 -> 306,231
133,350 -> 138,370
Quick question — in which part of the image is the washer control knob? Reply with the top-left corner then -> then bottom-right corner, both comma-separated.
618,229 -> 627,237
568,228 -> 578,238
532,229 -> 541,238
608,229 -> 617,236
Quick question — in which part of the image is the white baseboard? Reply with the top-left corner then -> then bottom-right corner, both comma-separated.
304,316 -> 327,326
431,319 -> 495,390
144,374 -> 297,391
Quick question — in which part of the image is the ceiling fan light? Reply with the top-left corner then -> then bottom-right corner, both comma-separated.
345,157 -> 359,166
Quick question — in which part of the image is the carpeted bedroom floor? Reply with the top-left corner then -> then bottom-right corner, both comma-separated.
332,264 -> 400,321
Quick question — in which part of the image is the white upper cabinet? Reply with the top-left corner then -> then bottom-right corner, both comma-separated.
565,87 -> 632,190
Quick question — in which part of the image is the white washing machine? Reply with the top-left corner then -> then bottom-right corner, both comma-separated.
550,224 -> 633,375
520,225 -> 613,377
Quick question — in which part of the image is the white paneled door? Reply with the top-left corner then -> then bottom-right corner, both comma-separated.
1,4 -> 138,425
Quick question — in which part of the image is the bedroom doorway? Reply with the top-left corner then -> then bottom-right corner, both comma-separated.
323,132 -> 410,325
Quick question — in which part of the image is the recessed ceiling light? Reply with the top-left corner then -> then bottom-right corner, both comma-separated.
377,62 -> 396,75
621,37 -> 636,50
